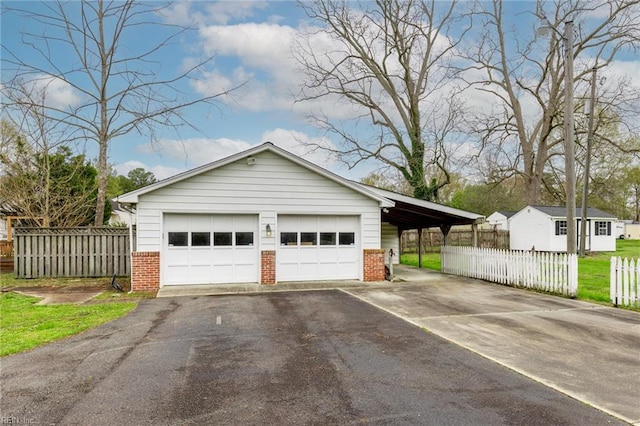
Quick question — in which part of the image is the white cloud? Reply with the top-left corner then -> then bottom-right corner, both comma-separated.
114,160 -> 184,181
162,0 -> 269,26
262,128 -> 338,167
605,59 -> 640,90
137,137 -> 253,168
27,75 -> 81,110
132,129 -> 339,177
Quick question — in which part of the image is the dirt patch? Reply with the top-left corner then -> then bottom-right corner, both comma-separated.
4,285 -> 107,305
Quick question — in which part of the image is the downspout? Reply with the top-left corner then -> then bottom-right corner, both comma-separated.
117,199 -> 137,293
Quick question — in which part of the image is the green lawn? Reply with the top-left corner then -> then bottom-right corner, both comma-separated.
401,252 -> 441,271
578,239 -> 639,303
400,240 -> 639,305
0,292 -> 136,357
0,273 -> 123,289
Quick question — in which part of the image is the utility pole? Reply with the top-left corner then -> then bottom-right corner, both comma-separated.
579,67 -> 597,257
564,21 -> 577,254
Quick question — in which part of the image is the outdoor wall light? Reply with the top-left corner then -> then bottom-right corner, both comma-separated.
247,157 -> 256,165
266,224 -> 272,237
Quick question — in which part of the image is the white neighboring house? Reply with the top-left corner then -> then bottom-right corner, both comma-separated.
618,220 -> 640,240
108,201 -> 134,226
509,205 -> 617,252
486,211 -> 516,230
0,217 -> 7,240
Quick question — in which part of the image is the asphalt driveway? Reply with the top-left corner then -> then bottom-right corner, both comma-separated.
0,291 -> 624,425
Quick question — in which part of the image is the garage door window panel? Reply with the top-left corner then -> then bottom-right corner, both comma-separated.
281,232 -> 298,246
320,232 -> 336,246
191,232 -> 211,247
214,232 -> 232,246
168,232 -> 188,247
301,232 -> 317,246
339,232 -> 355,245
236,232 -> 254,246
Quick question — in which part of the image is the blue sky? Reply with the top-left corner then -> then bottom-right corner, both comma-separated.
2,1 -> 639,183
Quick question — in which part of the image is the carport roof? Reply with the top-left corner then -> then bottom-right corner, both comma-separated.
358,184 -> 485,231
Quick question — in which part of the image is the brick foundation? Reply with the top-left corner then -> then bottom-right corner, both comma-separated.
363,249 -> 385,281
131,251 -> 160,292
261,250 -> 276,285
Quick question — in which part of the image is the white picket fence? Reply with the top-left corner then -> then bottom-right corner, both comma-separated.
610,257 -> 640,308
442,246 -> 578,297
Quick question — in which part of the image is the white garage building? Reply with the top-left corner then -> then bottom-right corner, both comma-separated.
118,143 -> 483,291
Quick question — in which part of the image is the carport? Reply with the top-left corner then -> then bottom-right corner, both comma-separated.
362,186 -> 485,266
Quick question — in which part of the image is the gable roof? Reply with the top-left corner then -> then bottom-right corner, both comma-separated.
530,205 -> 616,219
487,210 -> 516,220
117,142 -> 394,207
116,142 -> 486,230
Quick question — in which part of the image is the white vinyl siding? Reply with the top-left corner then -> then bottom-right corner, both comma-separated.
591,220 -> 615,251
510,206 -> 616,252
509,207 -> 553,251
135,151 -> 381,253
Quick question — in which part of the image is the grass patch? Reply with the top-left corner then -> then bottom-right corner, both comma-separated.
400,240 -> 639,306
0,273 -> 126,290
401,252 -> 441,271
577,239 -> 639,303
0,292 -> 136,357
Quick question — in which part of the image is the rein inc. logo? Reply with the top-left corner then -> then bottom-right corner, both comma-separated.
1,417 -> 34,424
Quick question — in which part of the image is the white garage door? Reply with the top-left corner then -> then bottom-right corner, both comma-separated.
277,215 -> 359,282
163,214 -> 258,285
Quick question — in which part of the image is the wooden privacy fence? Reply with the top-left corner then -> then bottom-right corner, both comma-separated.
442,246 -> 578,297
402,229 -> 509,252
0,240 -> 14,272
14,227 -> 130,278
610,257 -> 639,308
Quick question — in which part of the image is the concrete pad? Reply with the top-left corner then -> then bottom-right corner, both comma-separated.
12,286 -> 104,305
156,279 -> 395,298
344,273 -> 640,425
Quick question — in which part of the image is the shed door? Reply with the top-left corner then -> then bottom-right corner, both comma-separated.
163,214 -> 258,285
277,215 -> 359,282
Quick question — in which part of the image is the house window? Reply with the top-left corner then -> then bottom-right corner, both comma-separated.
191,232 -> 210,247
594,221 -> 611,236
555,221 -> 567,236
168,232 -> 188,247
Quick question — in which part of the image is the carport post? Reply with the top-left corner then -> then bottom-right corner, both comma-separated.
472,223 -> 478,247
440,224 -> 451,247
418,228 -> 423,268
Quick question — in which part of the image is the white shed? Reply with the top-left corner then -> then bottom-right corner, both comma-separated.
486,211 -> 516,230
509,205 -> 617,252
117,142 -> 484,291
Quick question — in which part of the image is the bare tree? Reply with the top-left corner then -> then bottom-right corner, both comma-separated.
295,0 -> 470,201
2,1 -> 239,225
460,0 -> 640,205
0,86 -> 98,227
